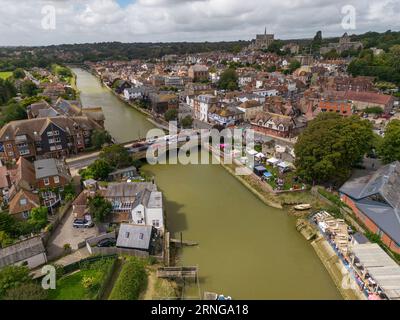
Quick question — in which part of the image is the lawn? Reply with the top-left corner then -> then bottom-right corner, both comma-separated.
48,269 -> 100,300
0,72 -> 12,80
48,257 -> 116,300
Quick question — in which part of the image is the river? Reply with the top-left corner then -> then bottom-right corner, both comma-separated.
73,68 -> 154,143
73,67 -> 341,300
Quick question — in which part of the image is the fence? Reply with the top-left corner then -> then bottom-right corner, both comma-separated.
60,254 -> 117,274
90,246 -> 149,258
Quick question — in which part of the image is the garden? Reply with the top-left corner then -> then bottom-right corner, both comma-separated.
48,256 -> 117,300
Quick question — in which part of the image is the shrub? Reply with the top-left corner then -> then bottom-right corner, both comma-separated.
3,283 -> 48,300
109,257 -> 147,300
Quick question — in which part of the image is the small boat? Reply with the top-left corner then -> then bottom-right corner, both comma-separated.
217,294 -> 232,300
294,204 -> 312,211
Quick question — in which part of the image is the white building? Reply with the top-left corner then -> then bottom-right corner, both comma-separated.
131,189 -> 164,230
124,87 -> 142,100
194,94 -> 218,123
253,89 -> 279,98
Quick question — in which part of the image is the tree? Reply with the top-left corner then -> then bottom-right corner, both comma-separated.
164,109 -> 178,122
20,80 -> 38,97
311,31 -> 323,53
289,60 -> 301,74
364,106 -> 384,114
88,194 -> 112,223
0,101 -> 27,126
12,68 -> 25,79
91,129 -> 112,149
3,283 -> 47,300
0,79 -> 17,104
294,113 -> 374,185
180,115 -> 193,129
218,68 -> 239,91
27,207 -> 48,231
90,159 -> 112,180
0,231 -> 13,248
378,119 -> 400,163
0,265 -> 32,298
0,211 -> 18,236
99,144 -> 132,169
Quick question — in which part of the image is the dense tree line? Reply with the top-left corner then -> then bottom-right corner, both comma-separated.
0,41 -> 250,67
0,79 -> 16,104
377,120 -> 400,164
294,113 -> 374,186
348,45 -> 400,84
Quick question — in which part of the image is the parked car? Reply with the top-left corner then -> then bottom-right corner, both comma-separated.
97,238 -> 116,247
73,219 -> 94,228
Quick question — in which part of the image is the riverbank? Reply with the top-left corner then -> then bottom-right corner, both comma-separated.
81,66 -> 171,132
72,67 -> 342,299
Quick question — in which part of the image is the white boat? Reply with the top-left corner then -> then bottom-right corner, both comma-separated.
294,204 -> 312,211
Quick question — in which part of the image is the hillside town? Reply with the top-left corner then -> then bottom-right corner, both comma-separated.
0,26 -> 400,302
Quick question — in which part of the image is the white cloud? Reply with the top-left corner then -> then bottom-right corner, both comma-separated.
0,0 -> 398,45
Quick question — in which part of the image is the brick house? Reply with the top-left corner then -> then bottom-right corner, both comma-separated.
188,65 -> 209,82
34,158 -> 72,207
328,91 -> 395,113
339,161 -> 400,254
318,99 -> 353,116
0,116 -> 103,162
149,93 -> 178,115
250,111 -> 307,138
8,189 -> 40,220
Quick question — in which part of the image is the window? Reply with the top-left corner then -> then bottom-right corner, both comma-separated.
139,233 -> 144,240
20,198 -> 27,206
6,143 -> 12,148
54,176 -> 60,184
44,178 -> 50,186
8,151 -> 14,156
125,232 -> 130,238
22,211 -> 29,219
152,220 -> 160,228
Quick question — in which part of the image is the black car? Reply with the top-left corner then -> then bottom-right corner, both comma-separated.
97,238 -> 116,247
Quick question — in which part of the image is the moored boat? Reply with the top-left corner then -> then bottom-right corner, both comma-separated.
294,204 -> 312,211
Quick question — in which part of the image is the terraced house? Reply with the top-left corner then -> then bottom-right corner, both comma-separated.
250,112 -> 307,138
0,116 -> 103,161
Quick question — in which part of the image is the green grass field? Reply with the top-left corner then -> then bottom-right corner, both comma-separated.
48,269 -> 100,300
0,72 -> 12,80
48,258 -> 115,300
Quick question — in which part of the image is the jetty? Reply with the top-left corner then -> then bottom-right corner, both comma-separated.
157,266 -> 198,279
170,238 -> 199,246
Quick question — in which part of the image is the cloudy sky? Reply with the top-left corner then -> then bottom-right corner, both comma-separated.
0,0 -> 398,46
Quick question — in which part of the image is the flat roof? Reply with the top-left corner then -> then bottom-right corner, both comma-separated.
352,243 -> 400,300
